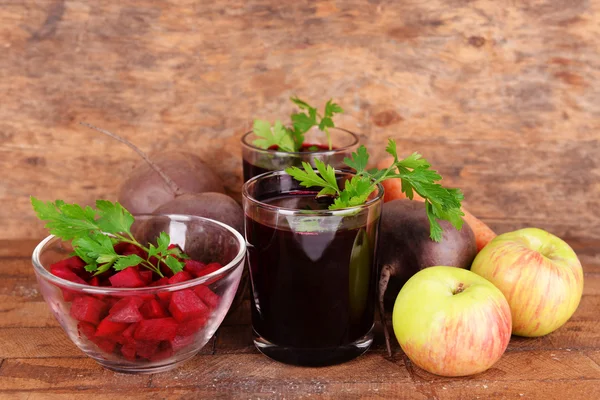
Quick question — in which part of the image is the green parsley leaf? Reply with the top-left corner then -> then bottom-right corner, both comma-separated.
95,200 -> 134,236
164,255 -> 184,273
252,119 -> 296,152
284,139 -> 465,242
343,146 -> 369,175
252,98 -> 344,152
31,198 -> 189,276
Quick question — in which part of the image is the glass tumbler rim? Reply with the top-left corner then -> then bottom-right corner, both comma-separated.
241,169 -> 384,217
240,126 -> 360,156
31,213 -> 247,295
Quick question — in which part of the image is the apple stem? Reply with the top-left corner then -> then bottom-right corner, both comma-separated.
453,283 -> 465,295
378,264 -> 394,358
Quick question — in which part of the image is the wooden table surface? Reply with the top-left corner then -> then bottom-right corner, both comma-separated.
1,238 -> 599,399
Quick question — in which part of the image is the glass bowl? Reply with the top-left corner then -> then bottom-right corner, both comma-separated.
31,214 -> 246,374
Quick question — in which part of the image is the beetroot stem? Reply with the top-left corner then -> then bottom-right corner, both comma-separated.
80,122 -> 183,197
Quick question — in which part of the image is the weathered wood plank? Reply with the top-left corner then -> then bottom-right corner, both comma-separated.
0,358 -> 150,390
407,350 -> 600,383
1,380 -> 600,400
0,302 -> 57,328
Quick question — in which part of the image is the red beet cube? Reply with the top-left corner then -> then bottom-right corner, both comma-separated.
170,335 -> 195,352
135,340 -> 160,359
70,296 -> 108,325
51,264 -> 87,285
150,277 -> 169,287
95,317 -> 130,337
61,288 -> 77,302
77,321 -> 96,341
134,318 -> 178,341
109,268 -> 146,288
168,271 -> 193,285
193,285 -> 220,309
139,270 -> 153,284
119,322 -> 139,344
169,289 -> 209,322
184,259 -> 207,277
88,276 -> 100,286
114,243 -> 147,258
150,346 -> 173,361
93,338 -> 116,354
109,299 -> 144,323
156,291 -> 172,309
176,317 -> 207,336
120,343 -> 137,360
140,299 -> 168,319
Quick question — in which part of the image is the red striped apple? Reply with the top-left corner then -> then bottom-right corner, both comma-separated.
392,266 -> 512,377
470,228 -> 583,337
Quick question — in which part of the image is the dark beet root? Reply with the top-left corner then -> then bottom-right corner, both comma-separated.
118,151 -> 225,214
377,199 -> 477,356
152,192 -> 244,234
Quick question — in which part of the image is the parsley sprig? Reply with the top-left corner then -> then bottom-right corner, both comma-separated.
253,97 -> 343,152
285,139 -> 465,242
31,197 -> 186,277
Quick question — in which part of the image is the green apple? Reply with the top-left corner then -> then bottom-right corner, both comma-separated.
471,227 -> 583,337
393,266 -> 512,377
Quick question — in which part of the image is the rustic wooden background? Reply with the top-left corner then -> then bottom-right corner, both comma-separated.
1,0 -> 599,246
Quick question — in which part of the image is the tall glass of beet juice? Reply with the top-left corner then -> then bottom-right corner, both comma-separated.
242,170 -> 383,366
241,127 -> 359,182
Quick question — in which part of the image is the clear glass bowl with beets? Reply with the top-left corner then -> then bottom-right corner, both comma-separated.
242,170 -> 384,366
241,126 -> 360,182
31,214 -> 246,374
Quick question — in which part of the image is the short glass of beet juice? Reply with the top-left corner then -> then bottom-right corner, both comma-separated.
241,127 -> 360,182
242,170 -> 384,366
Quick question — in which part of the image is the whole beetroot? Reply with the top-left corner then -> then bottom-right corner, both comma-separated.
153,192 -> 243,234
377,199 -> 477,356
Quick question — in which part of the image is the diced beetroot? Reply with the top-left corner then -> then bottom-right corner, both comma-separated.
51,264 -> 87,285
93,338 -> 117,353
170,335 -> 195,352
113,243 -> 147,258
156,291 -> 172,309
70,295 -> 108,324
150,345 -> 173,361
95,317 -> 129,337
193,285 -> 220,309
184,259 -> 207,277
169,289 -> 209,322
135,340 -> 160,359
109,301 -> 143,323
140,299 -> 168,319
88,276 -> 100,286
120,343 -> 137,360
199,262 -> 222,277
119,322 -> 139,344
168,271 -> 193,285
176,317 -> 207,336
52,256 -> 86,272
109,268 -> 146,288
150,277 -> 169,287
109,297 -> 144,314
157,259 -> 174,278
61,288 -> 77,302
134,318 -> 178,341
139,270 -> 153,284
77,321 -> 97,341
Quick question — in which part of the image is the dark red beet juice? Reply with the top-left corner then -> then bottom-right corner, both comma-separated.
244,191 -> 381,366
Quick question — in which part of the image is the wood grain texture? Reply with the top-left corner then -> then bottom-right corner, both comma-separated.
0,0 -> 599,243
